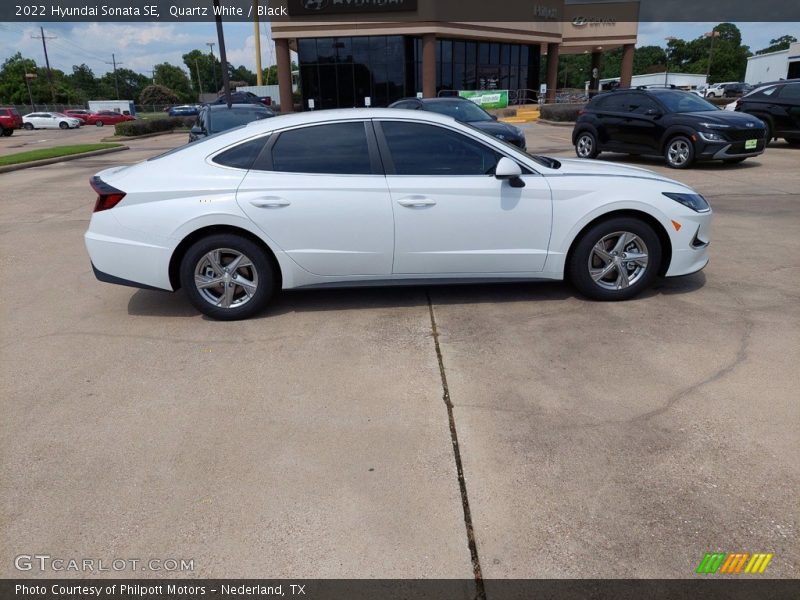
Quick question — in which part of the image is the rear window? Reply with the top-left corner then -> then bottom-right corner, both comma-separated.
212,137 -> 269,170
0,109 -> 8,116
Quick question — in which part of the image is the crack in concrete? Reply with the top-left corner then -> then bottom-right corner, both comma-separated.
427,291 -> 485,600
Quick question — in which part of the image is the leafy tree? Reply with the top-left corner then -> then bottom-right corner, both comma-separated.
97,67 -> 150,100
68,64 -> 99,101
153,63 -> 193,102
183,49 -> 221,94
139,84 -> 180,106
229,64 -> 256,86
756,35 -> 797,55
632,46 -> 667,75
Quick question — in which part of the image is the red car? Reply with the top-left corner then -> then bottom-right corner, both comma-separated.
0,107 -> 24,136
84,111 -> 135,127
64,109 -> 92,122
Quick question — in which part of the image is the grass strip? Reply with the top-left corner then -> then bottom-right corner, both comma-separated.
0,143 -> 123,167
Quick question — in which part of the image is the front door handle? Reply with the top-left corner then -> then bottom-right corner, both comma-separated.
397,196 -> 436,208
251,197 -> 290,208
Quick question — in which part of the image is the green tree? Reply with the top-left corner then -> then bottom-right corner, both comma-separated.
153,63 -> 193,102
68,64 -> 99,101
632,46 -> 667,75
756,35 -> 797,55
229,64 -> 256,86
183,49 -> 221,95
139,84 -> 180,105
97,67 -> 150,100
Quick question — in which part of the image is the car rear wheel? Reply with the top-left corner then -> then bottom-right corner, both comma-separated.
665,136 -> 694,169
569,217 -> 662,301
1,128 -> 12,137
180,234 -> 275,321
23,123 -> 34,130
575,131 -> 599,159
95,121 -> 104,127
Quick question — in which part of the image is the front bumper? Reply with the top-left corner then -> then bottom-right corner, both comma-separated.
695,136 -> 765,160
665,210 -> 713,277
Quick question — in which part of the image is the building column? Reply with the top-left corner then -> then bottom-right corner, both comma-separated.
620,43 -> 635,88
422,33 -> 437,98
589,51 -> 602,95
545,42 -> 559,103
275,38 -> 293,113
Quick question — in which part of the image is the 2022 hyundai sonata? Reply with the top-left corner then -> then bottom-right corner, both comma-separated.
85,108 -> 712,320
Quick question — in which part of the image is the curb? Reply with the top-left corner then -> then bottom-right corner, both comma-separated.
536,119 -> 576,127
0,145 -> 129,174
102,130 -> 189,142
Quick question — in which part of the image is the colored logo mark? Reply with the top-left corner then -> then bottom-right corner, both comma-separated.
696,552 -> 773,574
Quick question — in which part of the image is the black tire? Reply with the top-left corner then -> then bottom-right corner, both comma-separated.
59,121 -> 69,129
664,135 -> 695,169
95,121 -> 104,127
723,157 -> 747,164
23,123 -> 34,130
574,131 -> 599,159
1,128 -> 12,137
763,120 -> 772,146
180,233 -> 275,321
568,217 -> 662,301
784,138 -> 800,147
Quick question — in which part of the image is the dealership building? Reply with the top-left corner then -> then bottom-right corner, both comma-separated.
271,1 -> 639,111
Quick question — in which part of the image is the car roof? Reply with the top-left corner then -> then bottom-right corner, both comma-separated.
206,103 -> 271,112
244,108 -> 457,130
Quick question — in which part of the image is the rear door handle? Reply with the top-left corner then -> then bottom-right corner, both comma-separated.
251,197 -> 290,208
397,196 -> 436,208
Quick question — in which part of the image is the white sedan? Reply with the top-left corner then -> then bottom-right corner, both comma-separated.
85,108 -> 712,320
22,112 -> 82,130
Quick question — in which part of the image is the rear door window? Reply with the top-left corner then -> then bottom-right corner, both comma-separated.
270,122 -> 373,175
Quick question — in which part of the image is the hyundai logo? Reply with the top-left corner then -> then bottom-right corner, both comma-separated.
303,0 -> 329,10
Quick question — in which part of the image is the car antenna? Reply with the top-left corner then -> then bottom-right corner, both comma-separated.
213,0 -> 233,109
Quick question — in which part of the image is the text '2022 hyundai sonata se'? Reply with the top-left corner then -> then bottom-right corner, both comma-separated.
84,109 -> 712,320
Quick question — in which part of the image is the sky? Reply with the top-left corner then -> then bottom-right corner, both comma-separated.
0,21 -> 798,77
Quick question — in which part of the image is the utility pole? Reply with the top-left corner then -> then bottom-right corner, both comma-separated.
254,0 -> 263,86
213,0 -> 232,106
31,27 -> 57,104
194,58 -> 203,102
705,30 -> 720,83
206,42 -> 218,93
105,53 -> 123,100
149,68 -> 157,85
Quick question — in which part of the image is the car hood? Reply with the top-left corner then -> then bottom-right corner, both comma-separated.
470,120 -> 523,139
550,158 -> 693,189
680,110 -> 764,128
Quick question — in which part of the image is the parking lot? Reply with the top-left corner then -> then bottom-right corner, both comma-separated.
0,123 -> 115,156
0,124 -> 797,579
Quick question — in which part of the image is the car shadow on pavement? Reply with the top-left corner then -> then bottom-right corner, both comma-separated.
126,272 -> 706,320
596,152 -> 763,171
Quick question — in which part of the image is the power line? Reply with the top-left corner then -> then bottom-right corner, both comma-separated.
31,27 -> 57,103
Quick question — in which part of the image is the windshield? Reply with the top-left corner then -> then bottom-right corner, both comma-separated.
657,92 -> 719,113
425,101 -> 494,122
209,108 -> 272,133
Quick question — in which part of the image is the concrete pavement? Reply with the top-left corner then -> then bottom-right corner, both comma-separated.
0,124 -> 797,581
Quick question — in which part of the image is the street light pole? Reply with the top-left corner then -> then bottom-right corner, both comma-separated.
664,37 -> 676,86
705,30 -> 720,83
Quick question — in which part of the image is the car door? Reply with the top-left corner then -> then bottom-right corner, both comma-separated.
619,94 -> 663,152
236,120 -> 394,277
375,119 -> 552,275
592,93 -> 629,150
775,83 -> 800,135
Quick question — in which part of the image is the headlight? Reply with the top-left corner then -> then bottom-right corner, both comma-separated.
698,122 -> 731,129
697,130 -> 724,141
663,192 -> 711,212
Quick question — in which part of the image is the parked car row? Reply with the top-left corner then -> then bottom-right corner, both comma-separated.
571,82 -> 799,169
0,108 -> 137,134
704,82 -> 754,98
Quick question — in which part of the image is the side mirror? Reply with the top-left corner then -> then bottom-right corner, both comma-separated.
190,125 -> 204,136
495,157 -> 525,188
490,114 -> 498,121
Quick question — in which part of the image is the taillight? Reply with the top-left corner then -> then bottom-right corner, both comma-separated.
90,176 -> 126,212
578,109 -> 585,116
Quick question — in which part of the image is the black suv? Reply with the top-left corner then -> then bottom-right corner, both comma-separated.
189,104 -> 275,142
572,89 -> 767,168
735,80 -> 800,146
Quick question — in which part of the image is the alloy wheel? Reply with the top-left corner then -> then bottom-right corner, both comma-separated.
667,139 -> 691,166
588,231 -> 649,291
577,134 -> 594,158
193,248 -> 259,309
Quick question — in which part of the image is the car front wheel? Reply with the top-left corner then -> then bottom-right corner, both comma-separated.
180,234 -> 275,321
575,131 -> 599,159
59,121 -> 69,129
665,136 -> 694,169
1,128 -> 12,137
569,217 -> 662,301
